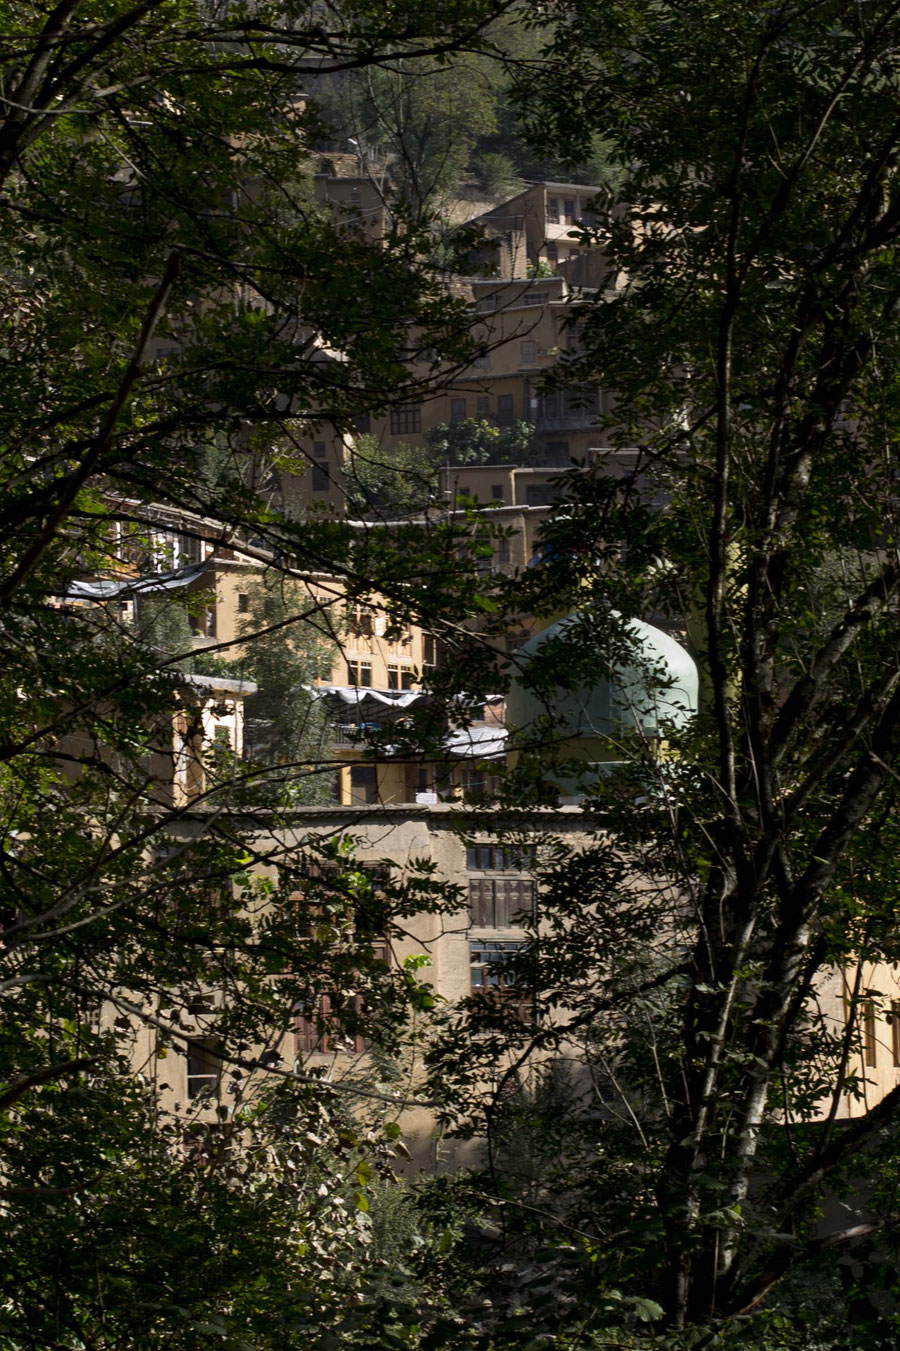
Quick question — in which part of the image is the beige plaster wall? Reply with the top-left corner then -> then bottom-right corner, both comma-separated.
144,807 -> 583,1159
814,962 -> 900,1120
118,804 -> 900,1171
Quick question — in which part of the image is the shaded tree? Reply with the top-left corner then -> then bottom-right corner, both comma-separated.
426,417 -> 544,466
235,578 -> 337,803
0,1 -> 513,1345
312,54 -> 500,213
426,0 -> 900,1341
346,433 -> 439,517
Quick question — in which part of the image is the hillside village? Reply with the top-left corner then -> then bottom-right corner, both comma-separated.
58,160 -> 672,1117
81,166 -> 629,806
59,129 -> 900,1247
6,3 -> 900,1347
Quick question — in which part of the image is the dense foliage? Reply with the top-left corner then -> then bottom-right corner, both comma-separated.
346,420 -> 546,516
423,0 -> 900,1341
8,0 -> 900,1347
0,1 -> 506,1346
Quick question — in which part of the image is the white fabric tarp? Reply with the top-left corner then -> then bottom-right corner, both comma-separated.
311,685 -> 427,710
444,725 -> 507,759
59,562 -> 211,602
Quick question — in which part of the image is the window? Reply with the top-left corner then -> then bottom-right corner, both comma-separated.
294,967 -> 385,1055
546,196 -> 559,222
530,386 -> 561,424
563,198 -> 575,223
470,940 -> 524,990
477,396 -> 490,417
469,877 -> 534,927
312,441 -> 329,492
387,664 -> 415,691
349,765 -> 378,804
467,843 -> 536,871
386,626 -> 412,655
349,604 -> 374,640
496,393 -> 514,426
290,872 -> 389,1051
353,412 -> 371,434
406,765 -> 435,801
290,859 -> 389,914
346,659 -> 372,687
476,295 -> 497,312
462,767 -> 487,797
152,529 -> 177,569
469,941 -> 532,1020
892,1001 -> 900,1067
564,387 -> 600,417
186,1038 -> 222,1099
389,405 -> 421,435
189,595 -> 216,639
450,397 -> 467,423
567,326 -> 585,355
473,351 -> 490,370
497,539 -> 511,564
295,992 -> 365,1055
179,533 -> 201,566
526,483 -> 552,507
467,842 -> 536,927
183,1121 -> 234,1165
423,635 -> 437,667
520,340 -> 537,364
491,483 -> 504,501
523,293 -> 545,307
237,592 -> 249,614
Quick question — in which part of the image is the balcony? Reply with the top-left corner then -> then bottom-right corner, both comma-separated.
533,410 -> 600,432
332,725 -> 370,750
528,386 -> 602,432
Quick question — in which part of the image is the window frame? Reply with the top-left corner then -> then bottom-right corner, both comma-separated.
467,842 -> 537,928
346,658 -> 373,687
186,1037 -> 222,1099
389,405 -> 422,435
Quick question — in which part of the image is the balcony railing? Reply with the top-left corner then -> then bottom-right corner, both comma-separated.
534,410 -> 600,431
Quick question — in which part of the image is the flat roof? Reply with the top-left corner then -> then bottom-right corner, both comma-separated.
443,464 -> 569,474
535,181 -> 603,194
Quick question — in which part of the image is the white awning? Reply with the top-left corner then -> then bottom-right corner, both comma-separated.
311,685 -> 428,710
59,562 -> 212,602
444,725 -> 508,759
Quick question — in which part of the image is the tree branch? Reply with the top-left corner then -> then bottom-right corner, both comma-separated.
0,251 -> 179,614
0,1056 -> 101,1113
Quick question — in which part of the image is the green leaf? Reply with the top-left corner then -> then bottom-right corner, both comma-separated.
356,1160 -> 373,1187
630,1296 -> 664,1323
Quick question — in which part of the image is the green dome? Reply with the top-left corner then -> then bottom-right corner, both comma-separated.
507,612 -> 698,744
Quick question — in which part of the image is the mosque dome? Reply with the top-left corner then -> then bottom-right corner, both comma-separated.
506,612 -> 699,746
